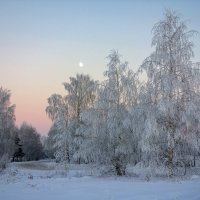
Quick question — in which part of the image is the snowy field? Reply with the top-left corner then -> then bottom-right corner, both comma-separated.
0,161 -> 200,200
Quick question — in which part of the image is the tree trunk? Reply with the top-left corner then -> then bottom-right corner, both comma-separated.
168,146 -> 173,177
115,162 -> 125,176
193,154 -> 196,167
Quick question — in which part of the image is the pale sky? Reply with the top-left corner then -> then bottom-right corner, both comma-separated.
0,0 -> 199,135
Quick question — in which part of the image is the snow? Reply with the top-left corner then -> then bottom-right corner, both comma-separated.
0,161 -> 200,200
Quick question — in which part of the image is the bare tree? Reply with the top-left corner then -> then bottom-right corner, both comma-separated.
19,123 -> 44,161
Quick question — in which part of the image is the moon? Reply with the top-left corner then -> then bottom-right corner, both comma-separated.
79,62 -> 84,68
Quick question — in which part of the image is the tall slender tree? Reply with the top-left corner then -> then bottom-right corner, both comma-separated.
94,50 -> 138,175
0,87 -> 16,160
141,10 -> 198,177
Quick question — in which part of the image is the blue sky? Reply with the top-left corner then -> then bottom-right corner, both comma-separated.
0,0 -> 199,134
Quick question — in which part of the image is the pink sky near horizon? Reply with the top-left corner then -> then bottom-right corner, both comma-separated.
5,61 -> 104,135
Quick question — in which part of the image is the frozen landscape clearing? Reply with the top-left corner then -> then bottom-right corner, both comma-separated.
0,161 -> 200,200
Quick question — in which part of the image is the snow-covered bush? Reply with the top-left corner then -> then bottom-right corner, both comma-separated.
0,154 -> 9,170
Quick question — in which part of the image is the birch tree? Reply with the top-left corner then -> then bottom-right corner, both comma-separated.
94,50 -> 138,175
0,87 -> 16,163
46,94 -> 70,162
141,10 -> 198,177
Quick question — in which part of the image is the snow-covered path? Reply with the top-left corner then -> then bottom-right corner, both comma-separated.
0,161 -> 200,200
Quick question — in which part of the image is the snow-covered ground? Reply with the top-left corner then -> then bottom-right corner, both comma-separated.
0,161 -> 200,200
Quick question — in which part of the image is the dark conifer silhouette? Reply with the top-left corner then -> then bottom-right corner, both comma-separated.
12,134 -> 25,162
